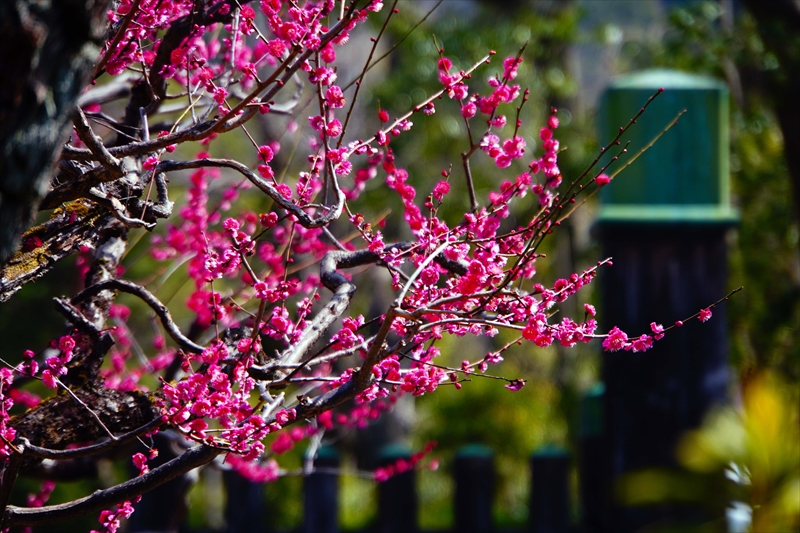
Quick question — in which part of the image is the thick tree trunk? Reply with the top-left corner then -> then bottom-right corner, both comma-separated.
0,0 -> 111,265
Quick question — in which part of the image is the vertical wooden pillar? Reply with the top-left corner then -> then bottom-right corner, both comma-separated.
593,70 -> 738,531
454,444 -> 495,533
303,445 -> 340,533
376,444 -> 418,533
224,468 -> 267,533
578,384 -> 609,531
530,446 -> 571,533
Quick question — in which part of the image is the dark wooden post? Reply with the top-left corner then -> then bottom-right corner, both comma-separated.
224,468 -> 267,533
578,384 -> 609,531
303,445 -> 341,533
454,444 -> 495,533
376,444 -> 418,533
529,446 -> 571,533
594,70 -> 737,532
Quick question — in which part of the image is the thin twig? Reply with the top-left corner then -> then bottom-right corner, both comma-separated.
338,0 -> 399,148
93,0 -> 143,78
349,53 -> 491,155
72,109 -> 123,178
157,158 -> 344,230
341,0 -> 444,92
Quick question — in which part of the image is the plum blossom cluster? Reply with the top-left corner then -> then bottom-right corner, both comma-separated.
601,307 -> 714,353
0,368 -> 16,457
42,335 -> 76,388
90,500 -> 137,533
160,340 -> 298,460
25,480 -> 56,510
9,334 -> 78,390
226,454 -> 281,483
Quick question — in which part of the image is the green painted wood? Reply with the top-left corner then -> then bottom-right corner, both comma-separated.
580,383 -> 605,439
455,443 -> 494,458
597,69 -> 738,225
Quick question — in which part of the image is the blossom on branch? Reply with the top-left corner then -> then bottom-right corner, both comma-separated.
0,1 -> 738,530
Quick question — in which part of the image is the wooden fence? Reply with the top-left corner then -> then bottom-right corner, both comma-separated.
218,444 -> 573,533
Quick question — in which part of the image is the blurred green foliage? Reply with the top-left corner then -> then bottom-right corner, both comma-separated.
412,333 -> 571,529
362,0 -> 590,229
618,371 -> 800,532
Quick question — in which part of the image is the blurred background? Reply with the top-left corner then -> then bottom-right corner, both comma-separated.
1,0 -> 797,531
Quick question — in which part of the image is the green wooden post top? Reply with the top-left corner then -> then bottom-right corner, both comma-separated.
378,443 -> 412,461
531,444 -> 568,458
455,443 -> 494,459
580,383 -> 604,439
597,69 -> 739,226
314,444 -> 340,461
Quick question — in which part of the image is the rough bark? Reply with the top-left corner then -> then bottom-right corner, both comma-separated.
0,0 -> 112,266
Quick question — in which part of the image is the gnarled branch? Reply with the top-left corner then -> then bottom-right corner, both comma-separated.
72,278 -> 204,354
157,158 -> 344,229
2,444 -> 220,528
15,417 -> 163,461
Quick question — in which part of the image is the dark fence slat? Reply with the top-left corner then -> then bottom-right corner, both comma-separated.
529,447 -> 570,533
578,384 -> 611,532
304,445 -> 341,533
376,444 -> 418,533
454,444 -> 495,533
223,468 -> 267,533
130,433 -> 193,533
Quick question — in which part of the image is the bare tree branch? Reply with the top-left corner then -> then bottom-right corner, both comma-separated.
71,108 -> 123,178
0,209 -> 108,303
72,279 -> 204,353
157,158 -> 344,229
15,417 -> 163,461
2,444 -> 221,528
